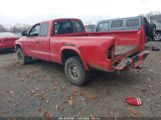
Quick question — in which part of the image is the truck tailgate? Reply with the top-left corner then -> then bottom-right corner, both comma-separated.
115,45 -> 138,56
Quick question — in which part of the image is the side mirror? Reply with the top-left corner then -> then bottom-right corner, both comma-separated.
21,31 -> 28,36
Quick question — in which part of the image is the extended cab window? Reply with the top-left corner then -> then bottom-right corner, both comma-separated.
29,24 -> 40,37
126,19 -> 140,27
54,21 -> 73,34
54,20 -> 84,35
40,22 -> 49,37
96,22 -> 109,32
111,20 -> 123,28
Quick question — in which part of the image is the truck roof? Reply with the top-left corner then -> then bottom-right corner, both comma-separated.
98,16 -> 145,23
41,18 -> 82,23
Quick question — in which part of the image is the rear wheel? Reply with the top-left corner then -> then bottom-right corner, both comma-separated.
64,56 -> 90,86
16,48 -> 32,65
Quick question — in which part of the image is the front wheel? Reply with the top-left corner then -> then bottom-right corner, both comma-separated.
16,48 -> 32,65
64,56 -> 90,86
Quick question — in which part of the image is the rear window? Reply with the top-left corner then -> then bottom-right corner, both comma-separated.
111,20 -> 123,28
97,22 -> 109,32
126,19 -> 140,27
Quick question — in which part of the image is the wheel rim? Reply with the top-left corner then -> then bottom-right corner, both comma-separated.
68,64 -> 80,80
17,51 -> 24,63
154,33 -> 161,41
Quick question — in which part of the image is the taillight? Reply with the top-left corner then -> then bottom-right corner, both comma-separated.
107,45 -> 114,59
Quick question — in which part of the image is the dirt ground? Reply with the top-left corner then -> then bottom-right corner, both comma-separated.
0,42 -> 161,118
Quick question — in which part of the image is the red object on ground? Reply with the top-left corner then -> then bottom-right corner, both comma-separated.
125,97 -> 142,106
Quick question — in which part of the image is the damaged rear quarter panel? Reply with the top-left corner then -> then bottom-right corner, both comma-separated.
79,37 -> 116,71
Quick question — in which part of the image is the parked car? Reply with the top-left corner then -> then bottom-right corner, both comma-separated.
151,20 -> 161,41
85,24 -> 96,32
0,32 -> 19,51
15,18 -> 149,86
96,16 -> 156,41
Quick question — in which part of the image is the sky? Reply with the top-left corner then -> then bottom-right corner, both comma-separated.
0,0 -> 161,25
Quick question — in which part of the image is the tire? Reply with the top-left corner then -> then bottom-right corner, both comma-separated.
154,32 -> 161,41
64,56 -> 90,86
16,48 -> 32,65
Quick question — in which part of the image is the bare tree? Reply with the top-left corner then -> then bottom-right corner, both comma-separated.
0,24 -> 31,33
0,25 -> 7,32
9,24 -> 31,33
145,11 -> 161,21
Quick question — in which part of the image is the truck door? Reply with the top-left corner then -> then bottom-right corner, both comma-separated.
26,24 -> 40,58
38,22 -> 50,61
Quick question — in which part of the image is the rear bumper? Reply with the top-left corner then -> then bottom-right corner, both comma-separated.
89,50 -> 150,72
114,50 -> 150,71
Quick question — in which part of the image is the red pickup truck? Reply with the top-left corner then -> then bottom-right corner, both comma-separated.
15,18 -> 150,86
